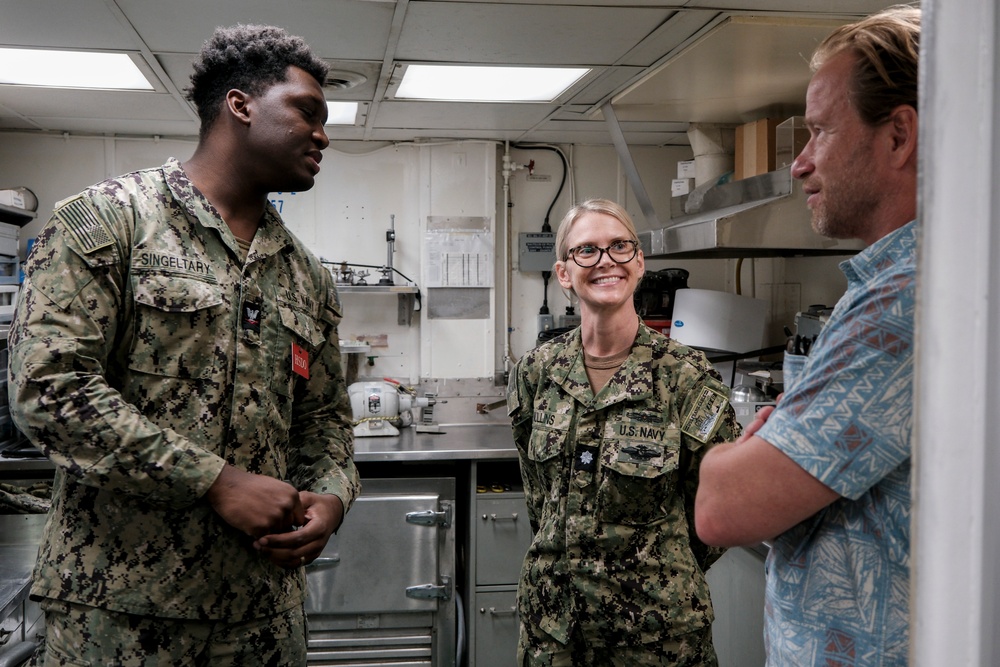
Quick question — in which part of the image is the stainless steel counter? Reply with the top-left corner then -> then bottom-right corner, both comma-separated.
353,424 -> 517,462
0,424 -> 518,476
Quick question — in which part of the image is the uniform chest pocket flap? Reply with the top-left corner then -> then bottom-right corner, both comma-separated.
130,273 -> 224,379
527,411 -> 573,464
278,301 -> 324,349
597,423 -> 681,526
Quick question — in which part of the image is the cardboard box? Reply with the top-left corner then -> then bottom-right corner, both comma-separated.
0,190 -> 25,209
735,118 -> 779,180
671,178 -> 695,197
676,159 -> 696,179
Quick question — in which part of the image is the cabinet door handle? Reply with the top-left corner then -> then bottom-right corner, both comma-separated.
482,512 -> 518,522
480,606 -> 517,616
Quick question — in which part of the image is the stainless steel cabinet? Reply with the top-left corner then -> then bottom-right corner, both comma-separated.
473,590 -> 518,667
305,477 -> 456,667
466,461 -> 532,667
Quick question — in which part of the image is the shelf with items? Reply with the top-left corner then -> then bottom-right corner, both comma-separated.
326,261 -> 421,326
0,204 -> 35,227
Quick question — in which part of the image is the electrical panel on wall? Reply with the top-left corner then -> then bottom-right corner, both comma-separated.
518,232 -> 556,272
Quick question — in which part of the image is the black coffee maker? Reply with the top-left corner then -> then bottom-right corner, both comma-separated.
634,268 -> 689,322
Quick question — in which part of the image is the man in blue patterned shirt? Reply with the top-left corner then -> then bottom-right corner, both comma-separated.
694,6 -> 920,666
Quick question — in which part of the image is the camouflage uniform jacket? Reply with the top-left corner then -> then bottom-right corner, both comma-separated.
506,323 -> 738,647
8,158 -> 361,621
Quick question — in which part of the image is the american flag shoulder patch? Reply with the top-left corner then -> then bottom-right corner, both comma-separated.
56,198 -> 114,254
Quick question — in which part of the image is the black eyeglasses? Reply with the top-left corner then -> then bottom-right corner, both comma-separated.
565,239 -> 639,267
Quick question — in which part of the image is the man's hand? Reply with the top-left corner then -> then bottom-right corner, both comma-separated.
254,493 -> 345,569
735,393 -> 782,444
206,464 -> 305,539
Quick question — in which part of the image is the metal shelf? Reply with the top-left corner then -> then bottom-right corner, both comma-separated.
0,204 -> 35,226
336,284 -> 418,295
336,284 -> 420,325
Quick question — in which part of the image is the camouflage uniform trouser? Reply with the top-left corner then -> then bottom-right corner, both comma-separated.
30,598 -> 307,667
518,623 -> 718,667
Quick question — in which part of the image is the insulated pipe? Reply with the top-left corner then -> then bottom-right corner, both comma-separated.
687,123 -> 735,187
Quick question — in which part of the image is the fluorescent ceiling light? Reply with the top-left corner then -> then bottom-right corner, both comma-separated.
396,65 -> 589,102
0,47 -> 153,90
326,101 -> 359,125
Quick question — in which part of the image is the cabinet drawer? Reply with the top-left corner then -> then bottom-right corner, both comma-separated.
474,590 -> 519,667
475,494 -> 532,586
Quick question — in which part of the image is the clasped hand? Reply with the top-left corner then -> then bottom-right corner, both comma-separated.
206,465 -> 345,569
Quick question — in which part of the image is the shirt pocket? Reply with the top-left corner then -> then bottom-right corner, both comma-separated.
527,411 -> 572,465
596,426 -> 681,526
272,299 -> 325,398
129,273 -> 224,379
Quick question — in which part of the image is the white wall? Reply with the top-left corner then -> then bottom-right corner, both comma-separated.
0,132 -> 849,385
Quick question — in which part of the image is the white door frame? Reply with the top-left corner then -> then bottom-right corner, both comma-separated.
914,2 -> 1000,664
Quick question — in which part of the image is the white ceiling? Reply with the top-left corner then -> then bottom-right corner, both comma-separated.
0,0 -> 895,146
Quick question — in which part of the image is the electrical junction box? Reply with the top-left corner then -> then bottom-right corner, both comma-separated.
518,232 -> 556,272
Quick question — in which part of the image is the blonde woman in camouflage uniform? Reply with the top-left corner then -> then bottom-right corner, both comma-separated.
506,199 -> 739,666
9,25 -> 360,666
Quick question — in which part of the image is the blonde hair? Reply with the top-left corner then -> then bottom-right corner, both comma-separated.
554,198 -> 639,262
812,5 -> 920,126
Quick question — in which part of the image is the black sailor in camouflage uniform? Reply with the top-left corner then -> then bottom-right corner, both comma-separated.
8,25 -> 360,667
507,199 -> 739,666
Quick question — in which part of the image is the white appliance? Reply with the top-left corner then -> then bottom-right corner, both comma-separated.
670,288 -> 768,353
348,380 -> 433,437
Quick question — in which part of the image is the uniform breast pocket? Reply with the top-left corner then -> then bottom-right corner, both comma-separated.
527,411 -> 572,469
597,433 -> 680,526
129,273 -> 225,379
271,300 -> 324,398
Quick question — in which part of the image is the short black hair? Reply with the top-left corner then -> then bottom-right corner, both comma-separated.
186,24 -> 329,137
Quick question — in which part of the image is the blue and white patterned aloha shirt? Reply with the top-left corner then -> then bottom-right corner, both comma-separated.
756,220 -> 917,667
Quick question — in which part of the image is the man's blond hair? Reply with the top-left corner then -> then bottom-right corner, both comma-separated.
813,5 -> 920,126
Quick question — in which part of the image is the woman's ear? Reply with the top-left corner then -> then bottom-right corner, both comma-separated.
554,260 -> 573,291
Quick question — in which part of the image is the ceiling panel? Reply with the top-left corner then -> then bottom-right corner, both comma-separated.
618,9 -> 722,68
9,116 -> 201,136
119,0 -> 398,60
612,15 -> 847,124
0,87 -> 192,122
372,100 -> 555,130
0,0 -> 134,50
684,0 -> 892,12
395,2 -> 674,65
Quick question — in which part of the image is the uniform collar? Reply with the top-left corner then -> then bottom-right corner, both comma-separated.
162,158 -> 295,262
549,321 -> 656,408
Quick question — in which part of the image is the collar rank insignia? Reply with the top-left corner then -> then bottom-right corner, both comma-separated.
574,445 -> 599,473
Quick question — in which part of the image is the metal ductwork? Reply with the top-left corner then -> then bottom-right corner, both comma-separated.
603,102 -> 862,260
638,166 -> 863,259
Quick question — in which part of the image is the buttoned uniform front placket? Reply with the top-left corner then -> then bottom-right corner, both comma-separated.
228,217 -> 299,476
